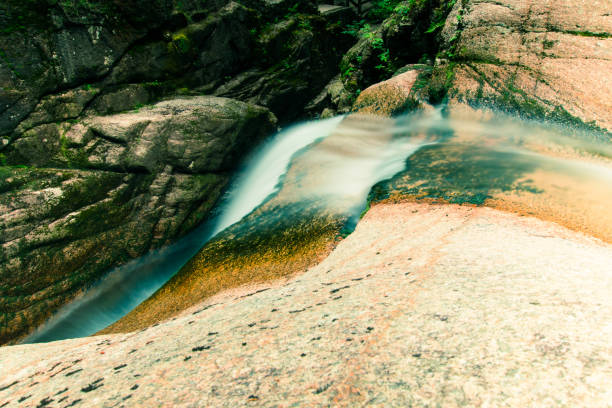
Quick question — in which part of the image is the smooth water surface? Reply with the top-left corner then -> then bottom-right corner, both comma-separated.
25,109 -> 611,343
24,116 -> 345,343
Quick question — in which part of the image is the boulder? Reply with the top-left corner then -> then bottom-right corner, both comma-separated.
429,0 -> 612,133
0,96 -> 277,344
352,67 -> 426,115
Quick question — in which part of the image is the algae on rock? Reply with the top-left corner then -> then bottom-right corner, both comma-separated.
0,96 -> 277,344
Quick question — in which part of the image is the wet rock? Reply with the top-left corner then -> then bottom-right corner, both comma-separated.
0,96 -> 276,345
1,203 -> 611,406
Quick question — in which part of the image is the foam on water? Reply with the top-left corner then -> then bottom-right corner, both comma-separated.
24,116 -> 345,343
23,108 -> 611,343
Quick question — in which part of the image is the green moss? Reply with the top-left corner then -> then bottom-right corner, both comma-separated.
45,172 -> 124,220
171,32 -> 191,54
297,17 -> 312,31
426,0 -> 456,33
57,0 -> 119,21
56,125 -> 89,168
0,167 -> 65,195
359,201 -> 371,219
465,66 -> 610,138
370,142 -> 543,205
0,21 -> 26,34
548,28 -> 612,39
64,195 -> 127,237
427,61 -> 456,103
0,48 -> 23,79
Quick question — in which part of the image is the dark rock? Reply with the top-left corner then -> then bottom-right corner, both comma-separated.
86,84 -> 160,116
322,0 -> 452,115
0,96 -> 276,345
0,0 -> 336,143
214,14 -> 353,122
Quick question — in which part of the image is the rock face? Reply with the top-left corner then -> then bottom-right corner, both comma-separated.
0,96 -> 277,345
0,0 -> 349,344
1,203 -> 611,406
430,0 -> 612,132
313,0 -> 611,134
0,0 -> 348,147
213,13 -> 354,121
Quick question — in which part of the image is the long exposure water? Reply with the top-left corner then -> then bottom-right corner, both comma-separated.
24,116 -> 344,343
24,109 -> 612,343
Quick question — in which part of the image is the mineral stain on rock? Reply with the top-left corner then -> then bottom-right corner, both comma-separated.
80,378 -> 103,393
64,369 -> 82,377
35,396 -> 53,407
0,383 -> 18,393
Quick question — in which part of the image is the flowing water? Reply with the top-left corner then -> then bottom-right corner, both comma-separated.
24,116 -> 344,343
24,109 -> 612,343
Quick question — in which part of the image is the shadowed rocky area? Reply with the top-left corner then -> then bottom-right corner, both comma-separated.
0,0 -> 354,343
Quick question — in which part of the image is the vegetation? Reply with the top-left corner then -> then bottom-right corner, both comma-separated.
336,0 -> 460,109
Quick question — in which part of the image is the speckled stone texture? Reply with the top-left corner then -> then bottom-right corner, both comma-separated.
442,0 -> 612,132
1,203 -> 610,407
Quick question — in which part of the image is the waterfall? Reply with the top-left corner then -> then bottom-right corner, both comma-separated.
26,108 -> 610,344
23,116 -> 345,343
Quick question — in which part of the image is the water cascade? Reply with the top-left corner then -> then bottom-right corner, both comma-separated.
24,116 -> 344,343
25,109 -> 612,343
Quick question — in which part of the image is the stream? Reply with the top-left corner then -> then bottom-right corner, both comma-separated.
24,109 -> 612,343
